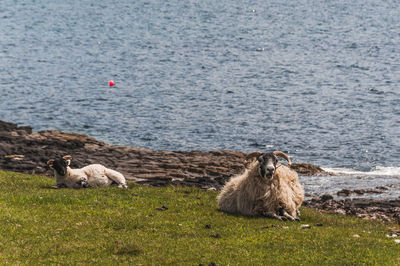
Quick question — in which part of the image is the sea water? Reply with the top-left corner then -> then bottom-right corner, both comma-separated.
1,0 -> 399,197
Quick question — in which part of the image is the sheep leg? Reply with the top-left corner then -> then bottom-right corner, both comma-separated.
51,184 -> 67,189
76,179 -> 89,188
262,211 -> 285,221
280,209 -> 299,221
296,210 -> 301,221
104,168 -> 128,188
282,210 -> 295,221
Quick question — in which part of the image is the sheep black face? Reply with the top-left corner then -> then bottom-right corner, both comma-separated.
246,151 -> 291,180
257,153 -> 278,179
47,155 -> 72,176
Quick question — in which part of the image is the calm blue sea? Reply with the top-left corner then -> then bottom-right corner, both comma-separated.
1,0 -> 399,174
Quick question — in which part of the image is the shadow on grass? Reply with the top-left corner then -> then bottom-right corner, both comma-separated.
216,208 -> 301,221
111,241 -> 142,256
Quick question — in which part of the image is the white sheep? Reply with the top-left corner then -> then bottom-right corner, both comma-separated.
217,151 -> 304,220
47,155 -> 128,189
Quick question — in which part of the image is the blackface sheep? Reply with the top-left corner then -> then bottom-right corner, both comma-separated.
47,155 -> 128,189
217,151 -> 304,220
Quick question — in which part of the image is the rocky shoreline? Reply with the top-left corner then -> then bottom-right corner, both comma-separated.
1,120 -> 399,224
0,120 -> 326,188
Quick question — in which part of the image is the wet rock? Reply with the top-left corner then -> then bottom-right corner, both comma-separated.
310,197 -> 321,202
337,189 -> 351,197
353,189 -> 365,195
321,194 -> 334,202
376,186 -> 389,190
337,188 -> 385,197
0,121 -> 31,133
290,163 -> 328,176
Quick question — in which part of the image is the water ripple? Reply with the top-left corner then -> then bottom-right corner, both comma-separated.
0,0 -> 399,171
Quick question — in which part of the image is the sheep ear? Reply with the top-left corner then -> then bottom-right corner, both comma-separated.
63,155 -> 72,166
47,160 -> 54,169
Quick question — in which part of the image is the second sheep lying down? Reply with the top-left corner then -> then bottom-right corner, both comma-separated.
47,155 -> 128,189
217,151 -> 304,221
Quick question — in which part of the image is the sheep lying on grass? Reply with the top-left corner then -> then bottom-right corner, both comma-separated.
217,151 -> 304,221
47,155 -> 128,189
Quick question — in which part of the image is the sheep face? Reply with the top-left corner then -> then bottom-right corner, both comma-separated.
47,156 -> 71,176
257,153 -> 278,179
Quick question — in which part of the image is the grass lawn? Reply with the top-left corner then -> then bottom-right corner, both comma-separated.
0,170 -> 399,265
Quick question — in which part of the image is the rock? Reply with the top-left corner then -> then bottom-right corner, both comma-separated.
290,163 -> 328,176
156,205 -> 168,211
0,121 -> 31,133
310,197 -> 321,202
334,209 -> 347,215
353,189 -> 365,195
321,194 -> 334,202
0,120 -> 325,190
337,188 -> 385,197
337,189 -> 351,197
305,198 -> 400,225
301,224 -> 311,229
376,186 -> 389,190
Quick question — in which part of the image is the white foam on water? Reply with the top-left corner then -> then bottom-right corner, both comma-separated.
322,166 -> 400,177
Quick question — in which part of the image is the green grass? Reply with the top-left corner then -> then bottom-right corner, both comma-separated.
0,170 -> 399,265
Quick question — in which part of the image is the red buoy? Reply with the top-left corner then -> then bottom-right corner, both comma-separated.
109,80 -> 115,87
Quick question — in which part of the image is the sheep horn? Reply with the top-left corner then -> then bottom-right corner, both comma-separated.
63,155 -> 72,161
62,155 -> 72,166
245,151 -> 263,161
273,151 -> 291,165
47,159 -> 54,168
